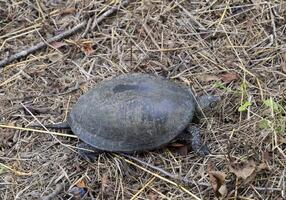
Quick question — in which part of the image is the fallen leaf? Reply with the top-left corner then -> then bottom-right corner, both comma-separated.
148,192 -> 158,200
257,162 -> 269,171
169,143 -> 185,147
79,42 -> 94,56
47,53 -> 62,62
229,159 -> 256,180
219,72 -> 238,83
69,179 -> 87,199
165,40 -> 175,48
75,179 -> 86,188
169,143 -> 188,155
281,53 -> 286,73
198,74 -> 220,82
176,145 -> 188,156
262,151 -> 270,163
228,154 -> 270,185
0,165 -> 8,175
207,164 -> 228,198
50,41 -> 67,49
61,7 -> 76,15
101,174 -> 109,193
280,137 -> 286,144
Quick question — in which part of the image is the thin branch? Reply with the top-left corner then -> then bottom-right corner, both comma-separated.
0,0 -> 130,69
121,153 -> 210,187
41,183 -> 65,200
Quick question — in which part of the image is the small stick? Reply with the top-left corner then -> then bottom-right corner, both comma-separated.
41,183 -> 65,200
81,18 -> 93,38
121,153 -> 210,187
0,0 -> 130,69
0,22 -> 85,69
116,154 -> 202,200
91,1 -> 129,30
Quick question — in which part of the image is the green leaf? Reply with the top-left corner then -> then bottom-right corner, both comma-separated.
259,119 -> 270,129
0,165 -> 7,175
213,82 -> 236,94
263,98 -> 279,112
239,82 -> 248,94
213,82 -> 226,89
238,101 -> 251,112
275,118 -> 286,134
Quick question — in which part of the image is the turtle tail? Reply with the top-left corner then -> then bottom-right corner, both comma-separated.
28,121 -> 70,129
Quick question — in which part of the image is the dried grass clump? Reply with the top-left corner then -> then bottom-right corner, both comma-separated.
1,1 -> 285,199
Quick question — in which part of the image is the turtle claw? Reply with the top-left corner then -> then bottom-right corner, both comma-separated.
193,144 -> 210,157
176,126 -> 211,157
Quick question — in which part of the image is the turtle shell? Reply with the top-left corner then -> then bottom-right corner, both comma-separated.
68,73 -> 196,152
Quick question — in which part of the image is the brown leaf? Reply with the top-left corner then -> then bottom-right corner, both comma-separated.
148,192 -> 158,200
262,151 -> 270,163
207,168 -> 228,198
169,143 -> 185,147
75,179 -> 86,188
198,74 -> 220,82
176,145 -> 188,156
281,53 -> 286,73
101,174 -> 109,193
50,41 -> 67,49
69,178 -> 87,199
260,151 -> 271,171
61,7 -> 76,15
169,143 -> 188,155
228,154 -> 270,185
257,162 -> 269,171
229,160 -> 256,180
219,72 -> 238,83
79,42 -> 94,56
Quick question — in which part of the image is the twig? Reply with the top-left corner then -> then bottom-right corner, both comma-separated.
92,1 -> 128,30
41,183 -> 65,200
81,18 -> 93,38
1,81 -> 81,101
0,0 -> 130,69
253,186 -> 281,192
115,154 -> 202,200
0,124 -> 77,138
0,22 -> 85,69
121,153 -> 210,187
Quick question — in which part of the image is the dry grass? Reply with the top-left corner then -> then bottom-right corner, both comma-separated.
0,0 -> 286,199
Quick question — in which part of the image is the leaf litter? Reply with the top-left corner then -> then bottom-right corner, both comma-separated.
228,154 -> 270,185
207,164 -> 228,199
0,0 -> 285,199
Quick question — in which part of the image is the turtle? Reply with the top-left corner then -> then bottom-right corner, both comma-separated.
33,73 -> 220,159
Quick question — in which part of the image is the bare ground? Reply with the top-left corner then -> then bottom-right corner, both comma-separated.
0,1 -> 285,199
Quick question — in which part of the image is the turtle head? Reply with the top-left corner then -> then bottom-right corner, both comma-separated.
195,95 -> 220,116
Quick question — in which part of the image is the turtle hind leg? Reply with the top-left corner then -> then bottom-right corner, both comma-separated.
76,142 -> 102,162
176,126 -> 210,156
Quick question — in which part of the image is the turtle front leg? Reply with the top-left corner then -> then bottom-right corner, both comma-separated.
76,141 -> 102,161
176,126 -> 210,156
